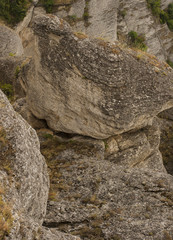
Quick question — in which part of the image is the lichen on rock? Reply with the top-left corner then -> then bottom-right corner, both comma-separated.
19,12 -> 173,139
0,89 -> 49,239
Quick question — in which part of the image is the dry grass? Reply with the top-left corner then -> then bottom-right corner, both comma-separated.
0,127 -> 14,175
74,32 -> 88,40
0,186 -> 13,239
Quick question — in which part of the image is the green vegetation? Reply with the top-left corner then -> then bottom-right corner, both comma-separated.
146,0 -> 161,16
119,9 -> 126,19
0,83 -> 13,101
0,0 -> 31,24
167,59 -> 173,68
15,65 -> 21,79
146,1 -> 173,31
83,0 -> 91,27
128,31 -> 148,51
41,0 -> 54,13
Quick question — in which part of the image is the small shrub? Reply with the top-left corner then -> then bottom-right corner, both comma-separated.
0,0 -> 29,25
15,66 -> 21,78
119,10 -> 126,18
167,19 -> 173,31
68,15 -> 77,20
41,0 -> 54,13
146,0 -> 161,17
9,52 -> 16,57
83,0 -> 91,26
159,10 -> 168,24
167,59 -> 173,68
0,83 -> 13,100
146,1 -> 173,31
167,3 -> 173,19
128,31 -> 148,51
83,11 -> 89,20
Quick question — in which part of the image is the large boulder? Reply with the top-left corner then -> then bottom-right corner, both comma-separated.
0,25 -> 23,58
20,13 -> 173,139
0,25 -> 24,97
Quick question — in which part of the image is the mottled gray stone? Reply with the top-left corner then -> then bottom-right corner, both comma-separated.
39,121 -> 173,240
0,25 -> 23,57
20,13 -> 173,139
0,90 -> 49,240
117,0 -> 173,61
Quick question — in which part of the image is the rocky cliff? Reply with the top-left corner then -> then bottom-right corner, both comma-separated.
0,1 -> 173,240
52,0 -> 173,62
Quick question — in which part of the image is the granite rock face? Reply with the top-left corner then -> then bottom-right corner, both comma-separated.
0,89 -> 81,240
20,13 -> 173,139
0,25 -> 23,58
38,119 -> 173,240
0,89 -> 49,239
53,0 -> 173,61
117,0 -> 173,61
54,0 -> 119,41
0,25 -> 24,86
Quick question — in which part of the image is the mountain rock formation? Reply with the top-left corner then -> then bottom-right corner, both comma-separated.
0,89 -> 49,239
19,12 -> 173,139
53,0 -> 173,61
0,90 -> 81,240
0,1 -> 173,239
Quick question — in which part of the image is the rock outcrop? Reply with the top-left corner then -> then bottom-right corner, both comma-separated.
1,3 -> 173,240
0,89 -> 49,239
19,12 -> 173,139
0,25 -> 24,87
52,0 -> 173,61
117,0 -> 173,61
0,90 -> 81,240
0,25 -> 23,58
38,120 -> 173,240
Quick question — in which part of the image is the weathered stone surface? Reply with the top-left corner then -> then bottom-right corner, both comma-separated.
38,122 -> 173,240
0,25 -> 24,86
53,0 -> 173,61
0,89 -> 49,240
0,25 -> 23,57
117,0 -> 173,61
55,0 -> 119,41
161,0 -> 173,9
41,227 -> 81,240
13,98 -> 47,129
158,109 -> 173,175
20,13 -> 173,139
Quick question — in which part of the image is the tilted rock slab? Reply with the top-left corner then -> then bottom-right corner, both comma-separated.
0,90 -> 81,240
21,13 -> 173,139
0,90 -> 49,239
